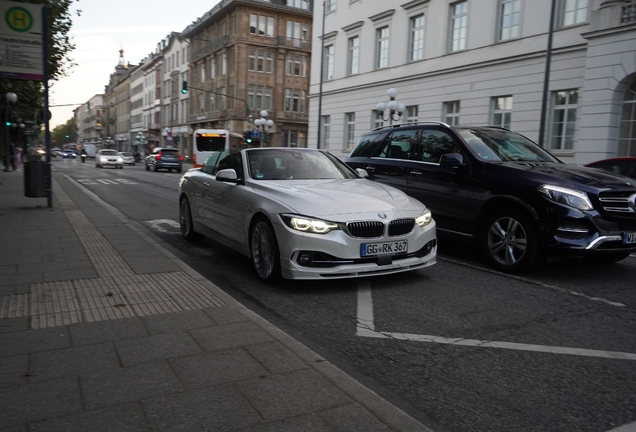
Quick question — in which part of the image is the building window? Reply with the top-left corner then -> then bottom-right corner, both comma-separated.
321,115 -> 331,149
218,87 -> 226,110
210,58 -> 215,79
348,36 -> 359,75
450,1 -> 468,52
198,94 -> 205,113
199,63 -> 205,82
406,106 -> 418,123
443,101 -> 460,125
249,50 -> 272,73
250,14 -> 274,36
499,0 -> 520,41
286,54 -> 306,76
492,96 -> 512,128
373,110 -> 384,129
209,93 -> 215,111
550,90 -> 578,150
344,112 -> 356,151
560,0 -> 588,27
327,0 -> 336,12
282,130 -> 300,147
410,14 -> 425,61
376,26 -> 389,69
221,53 -> 227,75
324,45 -> 334,80
287,0 -> 310,9
284,89 -> 305,112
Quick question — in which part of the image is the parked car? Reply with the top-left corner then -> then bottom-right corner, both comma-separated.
119,151 -> 135,166
51,147 -> 61,157
62,149 -> 76,158
145,147 -> 183,173
345,122 -> 636,273
179,147 -> 437,281
584,157 -> 636,179
95,149 -> 123,169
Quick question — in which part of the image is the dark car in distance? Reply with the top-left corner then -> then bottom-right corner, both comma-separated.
345,122 -> 636,273
584,157 -> 636,180
145,147 -> 183,173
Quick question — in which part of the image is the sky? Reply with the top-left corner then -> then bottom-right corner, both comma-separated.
49,0 -> 221,129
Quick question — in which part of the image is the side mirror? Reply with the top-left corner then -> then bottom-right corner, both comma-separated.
356,168 -> 370,179
440,153 -> 463,166
216,168 -> 238,183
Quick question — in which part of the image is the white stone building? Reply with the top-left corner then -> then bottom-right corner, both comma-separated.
308,0 -> 636,163
129,63 -> 145,155
160,32 -> 190,157
76,94 -> 104,143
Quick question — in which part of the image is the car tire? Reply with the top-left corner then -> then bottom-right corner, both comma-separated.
179,196 -> 203,241
176,168 -> 182,173
481,208 -> 540,273
153,166 -> 158,172
145,164 -> 149,171
250,217 -> 281,282
584,252 -> 631,264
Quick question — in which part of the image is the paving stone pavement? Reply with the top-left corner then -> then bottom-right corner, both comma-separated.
0,167 -> 433,431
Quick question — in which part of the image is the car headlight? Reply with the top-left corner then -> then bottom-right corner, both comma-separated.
538,185 -> 593,210
415,210 -> 433,227
117,157 -> 123,163
282,215 -> 340,234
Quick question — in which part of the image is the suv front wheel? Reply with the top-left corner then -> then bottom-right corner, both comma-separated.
481,208 -> 540,273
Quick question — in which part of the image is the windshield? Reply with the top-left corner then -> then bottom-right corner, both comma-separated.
457,129 -> 561,163
247,149 -> 358,180
100,150 -> 117,156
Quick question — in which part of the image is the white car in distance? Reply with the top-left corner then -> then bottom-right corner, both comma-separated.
95,149 -> 123,169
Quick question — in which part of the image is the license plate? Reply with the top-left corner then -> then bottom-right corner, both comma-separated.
361,241 -> 408,257
623,233 -> 636,244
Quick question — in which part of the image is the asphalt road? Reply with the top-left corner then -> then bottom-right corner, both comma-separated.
53,157 -> 636,432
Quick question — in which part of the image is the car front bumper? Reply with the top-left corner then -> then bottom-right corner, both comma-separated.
274,220 -> 437,280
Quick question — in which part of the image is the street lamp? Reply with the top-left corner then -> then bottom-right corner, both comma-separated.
4,92 -> 17,172
376,87 -> 406,126
253,110 -> 274,147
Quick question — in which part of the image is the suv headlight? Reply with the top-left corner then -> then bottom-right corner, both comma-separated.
415,210 -> 433,227
538,185 -> 593,211
282,215 -> 339,234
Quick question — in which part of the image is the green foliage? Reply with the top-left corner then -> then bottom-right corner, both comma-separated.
51,118 -> 73,144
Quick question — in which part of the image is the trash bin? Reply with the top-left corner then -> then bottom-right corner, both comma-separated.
24,160 -> 46,198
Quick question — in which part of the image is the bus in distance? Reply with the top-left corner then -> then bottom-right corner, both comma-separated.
192,129 -> 244,168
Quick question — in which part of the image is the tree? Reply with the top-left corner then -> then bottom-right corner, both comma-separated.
51,118 -> 73,145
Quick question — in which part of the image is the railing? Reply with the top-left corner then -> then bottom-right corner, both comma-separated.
622,2 -> 636,23
191,35 -> 230,62
276,36 -> 311,51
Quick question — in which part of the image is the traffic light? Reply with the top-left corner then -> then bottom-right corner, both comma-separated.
181,81 -> 188,94
243,131 -> 252,144
5,121 -> 10,127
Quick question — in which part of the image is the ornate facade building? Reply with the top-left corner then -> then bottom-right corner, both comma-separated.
182,0 -> 313,148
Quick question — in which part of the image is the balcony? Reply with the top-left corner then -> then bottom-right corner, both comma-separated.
276,37 -> 311,51
588,1 -> 636,33
149,123 -> 161,130
276,111 -> 309,123
191,35 -> 230,62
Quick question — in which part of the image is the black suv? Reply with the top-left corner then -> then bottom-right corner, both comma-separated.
145,147 -> 183,173
345,122 -> 636,273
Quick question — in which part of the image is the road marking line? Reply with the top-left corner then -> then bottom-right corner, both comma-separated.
147,219 -> 181,233
605,420 -> 636,432
439,256 -> 626,308
356,284 -> 636,360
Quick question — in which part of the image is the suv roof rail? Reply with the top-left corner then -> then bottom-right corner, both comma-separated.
372,121 -> 450,132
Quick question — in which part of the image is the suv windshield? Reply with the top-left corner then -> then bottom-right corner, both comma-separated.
457,129 -> 560,163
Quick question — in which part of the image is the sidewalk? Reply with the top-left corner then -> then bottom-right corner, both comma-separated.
0,167 -> 433,432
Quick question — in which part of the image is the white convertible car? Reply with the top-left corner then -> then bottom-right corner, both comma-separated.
178,147 -> 437,281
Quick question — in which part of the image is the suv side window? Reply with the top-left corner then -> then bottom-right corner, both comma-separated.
415,129 -> 459,163
375,129 -> 417,160
350,131 -> 388,157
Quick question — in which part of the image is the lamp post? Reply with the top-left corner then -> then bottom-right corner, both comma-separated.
4,92 -> 17,172
376,87 -> 406,126
253,110 -> 274,148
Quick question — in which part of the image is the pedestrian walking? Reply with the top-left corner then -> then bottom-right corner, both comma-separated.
13,145 -> 21,171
